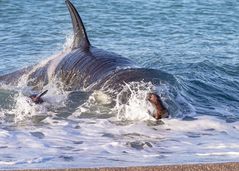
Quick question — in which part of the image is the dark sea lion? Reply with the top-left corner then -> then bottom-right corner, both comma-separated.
0,0 -> 169,119
147,93 -> 168,119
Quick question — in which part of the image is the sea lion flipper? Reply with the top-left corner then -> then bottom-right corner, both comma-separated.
37,90 -> 48,98
65,0 -> 91,50
29,90 -> 48,104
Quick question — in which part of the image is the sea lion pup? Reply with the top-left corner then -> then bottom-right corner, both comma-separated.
147,93 -> 168,119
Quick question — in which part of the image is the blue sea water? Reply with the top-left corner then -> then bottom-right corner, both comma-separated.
0,0 -> 239,169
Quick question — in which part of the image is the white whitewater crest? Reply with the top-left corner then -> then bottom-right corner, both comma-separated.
115,81 -> 167,121
11,77 -> 70,123
12,92 -> 49,123
72,90 -> 114,118
72,81 -> 170,121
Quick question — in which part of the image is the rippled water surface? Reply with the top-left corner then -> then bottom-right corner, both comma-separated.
0,0 -> 239,169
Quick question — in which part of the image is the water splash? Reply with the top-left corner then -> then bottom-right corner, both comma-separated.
114,82 -> 159,121
0,34 -> 74,123
47,33 -> 74,80
62,33 -> 74,52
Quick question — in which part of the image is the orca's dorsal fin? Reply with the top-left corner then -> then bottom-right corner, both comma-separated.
65,0 -> 91,50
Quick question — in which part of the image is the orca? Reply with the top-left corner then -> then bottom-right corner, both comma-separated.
0,0 -> 170,119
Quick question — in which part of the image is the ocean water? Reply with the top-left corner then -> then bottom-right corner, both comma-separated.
0,0 -> 239,169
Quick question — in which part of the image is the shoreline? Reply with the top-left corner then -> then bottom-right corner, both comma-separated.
9,162 -> 239,171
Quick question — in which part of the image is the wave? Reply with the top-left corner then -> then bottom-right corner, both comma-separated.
176,60 -> 239,121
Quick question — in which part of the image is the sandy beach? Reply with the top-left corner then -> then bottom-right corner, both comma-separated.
10,162 -> 239,171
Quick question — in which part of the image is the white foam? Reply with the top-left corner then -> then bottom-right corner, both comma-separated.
1,111 -> 239,169
10,93 -> 49,123
203,144 -> 239,149
162,116 -> 227,132
115,82 -> 163,121
0,161 -> 16,165
196,152 -> 239,156
91,90 -> 112,105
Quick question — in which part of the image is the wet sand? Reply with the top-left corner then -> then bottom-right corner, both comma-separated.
10,162 -> 239,171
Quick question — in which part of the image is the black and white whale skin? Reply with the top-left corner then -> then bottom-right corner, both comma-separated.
0,0 -> 173,118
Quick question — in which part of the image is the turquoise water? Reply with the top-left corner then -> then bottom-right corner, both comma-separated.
0,0 -> 239,169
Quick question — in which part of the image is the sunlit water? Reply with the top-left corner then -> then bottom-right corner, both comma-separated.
0,0 -> 239,169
